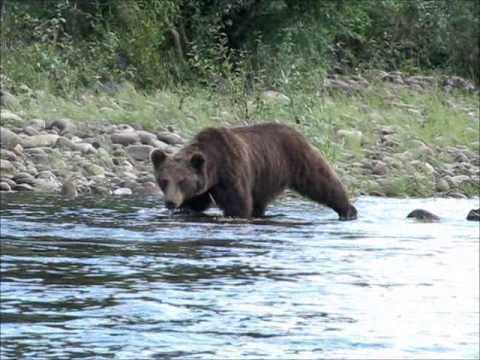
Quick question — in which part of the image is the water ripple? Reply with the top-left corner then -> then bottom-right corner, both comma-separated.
1,193 -> 479,359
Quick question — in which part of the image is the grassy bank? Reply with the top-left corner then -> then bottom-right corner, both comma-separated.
5,78 -> 480,198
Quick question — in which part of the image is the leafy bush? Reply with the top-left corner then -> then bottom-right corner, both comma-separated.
1,0 -> 478,93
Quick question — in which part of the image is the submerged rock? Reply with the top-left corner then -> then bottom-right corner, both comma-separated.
407,209 -> 440,221
466,209 -> 480,221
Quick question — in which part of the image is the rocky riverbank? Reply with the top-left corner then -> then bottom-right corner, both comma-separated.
0,72 -> 479,200
0,116 -> 183,197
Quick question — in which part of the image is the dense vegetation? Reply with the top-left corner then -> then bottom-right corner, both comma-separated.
2,0 -> 479,94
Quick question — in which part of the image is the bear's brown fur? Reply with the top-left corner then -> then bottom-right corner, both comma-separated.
150,123 -> 357,220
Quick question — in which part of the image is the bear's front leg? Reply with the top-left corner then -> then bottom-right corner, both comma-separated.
182,192 -> 212,213
211,184 -> 253,218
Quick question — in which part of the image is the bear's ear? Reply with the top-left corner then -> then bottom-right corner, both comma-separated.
190,153 -> 205,171
150,148 -> 167,168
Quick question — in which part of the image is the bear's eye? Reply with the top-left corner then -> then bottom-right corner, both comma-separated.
178,178 -> 186,187
158,179 -> 169,189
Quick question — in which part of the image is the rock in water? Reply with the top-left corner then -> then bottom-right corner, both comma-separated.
407,209 -> 440,221
466,209 -> 480,221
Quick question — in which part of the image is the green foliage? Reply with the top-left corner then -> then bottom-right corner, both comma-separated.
1,0 -> 479,93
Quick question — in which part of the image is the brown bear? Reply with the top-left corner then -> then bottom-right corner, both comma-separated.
150,123 -> 357,220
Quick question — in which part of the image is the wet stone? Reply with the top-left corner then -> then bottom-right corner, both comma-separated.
466,209 -> 480,221
13,172 -> 36,185
407,209 -> 440,221
0,181 -> 11,191
13,183 -> 34,191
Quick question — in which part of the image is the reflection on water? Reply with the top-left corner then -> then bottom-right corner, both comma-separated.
1,193 -> 479,359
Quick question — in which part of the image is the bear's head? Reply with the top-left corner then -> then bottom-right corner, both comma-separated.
150,148 -> 209,210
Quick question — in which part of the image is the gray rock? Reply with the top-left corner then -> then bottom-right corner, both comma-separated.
137,130 -> 158,145
37,170 -> 58,181
23,126 -> 40,136
450,175 -> 471,187
24,148 -> 49,163
75,143 -> 97,154
13,172 -> 35,185
14,183 -> 34,191
371,160 -> 387,176
0,127 -> 22,149
0,149 -> 17,162
30,118 -> 46,130
0,90 -> 19,110
0,177 -> 16,188
83,164 -> 105,177
22,134 -> 59,148
113,187 -> 132,196
435,178 -> 450,192
126,144 -> 154,161
466,209 -> 480,221
111,131 -> 140,146
454,152 -> 469,163
156,131 -> 184,145
0,181 -> 11,192
447,192 -> 467,199
0,159 -> 15,177
48,118 -> 76,134
33,178 -> 61,193
407,209 -> 440,221
134,181 -> 160,195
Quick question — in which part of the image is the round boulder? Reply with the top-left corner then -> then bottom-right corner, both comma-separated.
407,209 -> 440,221
466,209 -> 480,221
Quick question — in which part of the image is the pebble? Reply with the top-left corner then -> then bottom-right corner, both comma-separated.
111,131 -> 140,146
113,187 -> 132,196
126,144 -> 154,161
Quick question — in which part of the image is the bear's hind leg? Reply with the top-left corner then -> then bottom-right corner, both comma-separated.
292,168 -> 357,221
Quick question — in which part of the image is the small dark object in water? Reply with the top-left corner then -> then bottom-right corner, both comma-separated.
466,208 -> 480,221
407,209 -> 440,221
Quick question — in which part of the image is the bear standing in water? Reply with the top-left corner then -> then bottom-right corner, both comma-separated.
150,123 -> 357,220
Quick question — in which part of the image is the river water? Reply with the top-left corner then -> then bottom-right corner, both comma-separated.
0,193 -> 478,359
